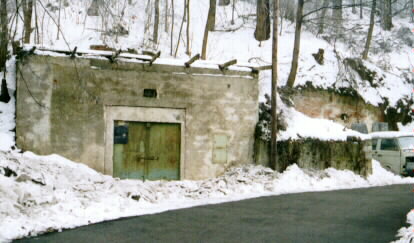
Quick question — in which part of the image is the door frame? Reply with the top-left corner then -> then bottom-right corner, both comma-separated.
104,106 -> 186,179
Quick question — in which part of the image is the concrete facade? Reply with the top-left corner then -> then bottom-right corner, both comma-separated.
16,54 -> 258,180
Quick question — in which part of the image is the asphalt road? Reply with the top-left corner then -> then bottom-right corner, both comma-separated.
15,184 -> 414,243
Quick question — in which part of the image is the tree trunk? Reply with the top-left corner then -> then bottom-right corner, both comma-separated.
318,0 -> 329,34
254,0 -> 270,42
286,0 -> 304,88
218,0 -> 230,6
153,0 -> 160,43
362,0 -> 376,60
352,0 -> 356,14
23,0 -> 34,44
201,0 -> 216,60
174,0 -> 186,57
34,2 -> 40,44
185,0 -> 190,55
332,0 -> 342,33
360,0 -> 363,19
87,0 -> 100,16
381,0 -> 392,30
379,0 -> 384,23
170,0 -> 174,55
231,0 -> 235,24
271,0 -> 279,171
57,0 -> 62,40
0,0 -> 8,73
283,0 -> 295,22
165,0 -> 169,33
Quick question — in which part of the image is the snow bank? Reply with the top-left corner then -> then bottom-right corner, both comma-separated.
0,57 -> 16,151
1,151 -> 413,242
393,211 -> 414,243
274,95 -> 371,141
279,104 -> 371,141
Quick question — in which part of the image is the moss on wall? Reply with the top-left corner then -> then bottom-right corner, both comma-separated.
255,138 -> 372,177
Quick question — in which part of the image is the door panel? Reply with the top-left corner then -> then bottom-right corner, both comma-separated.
147,123 -> 181,180
113,121 -> 146,180
113,121 -> 180,180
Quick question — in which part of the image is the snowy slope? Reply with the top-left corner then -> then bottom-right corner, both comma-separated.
2,0 -> 413,147
10,0 -> 413,105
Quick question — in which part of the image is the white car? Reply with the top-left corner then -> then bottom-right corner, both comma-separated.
371,132 -> 414,176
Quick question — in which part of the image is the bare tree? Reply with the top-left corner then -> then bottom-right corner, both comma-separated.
57,0 -> 62,40
271,0 -> 279,170
360,0 -> 363,19
286,0 -> 304,88
87,0 -> 100,16
0,0 -> 7,72
170,0 -> 174,55
219,0 -> 230,6
332,0 -> 343,33
381,0 -> 392,30
201,0 -> 216,60
165,0 -> 169,33
318,0 -> 329,34
362,0 -> 376,59
254,0 -> 270,46
174,0 -> 186,57
231,0 -> 236,24
185,0 -> 190,55
0,0 -> 9,103
281,0 -> 295,22
352,0 -> 356,14
153,0 -> 160,43
23,0 -> 34,44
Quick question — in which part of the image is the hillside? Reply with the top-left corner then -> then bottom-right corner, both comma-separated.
1,0 -> 414,149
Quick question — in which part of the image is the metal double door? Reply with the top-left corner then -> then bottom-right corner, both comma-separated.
113,121 -> 181,180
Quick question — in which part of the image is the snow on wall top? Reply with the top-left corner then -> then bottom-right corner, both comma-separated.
28,46 -> 256,74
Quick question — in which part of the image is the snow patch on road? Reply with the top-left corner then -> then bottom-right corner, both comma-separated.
1,151 -> 413,242
393,211 -> 414,243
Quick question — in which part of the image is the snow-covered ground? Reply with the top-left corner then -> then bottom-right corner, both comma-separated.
0,57 -> 16,152
0,150 -> 413,242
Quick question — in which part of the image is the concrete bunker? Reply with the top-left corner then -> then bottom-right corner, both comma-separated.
16,53 -> 259,180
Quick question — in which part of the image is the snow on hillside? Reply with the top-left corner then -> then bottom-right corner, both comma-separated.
0,0 -> 412,146
14,0 -> 413,105
0,150 -> 413,242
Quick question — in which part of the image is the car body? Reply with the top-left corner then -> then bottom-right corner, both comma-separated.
371,132 -> 414,176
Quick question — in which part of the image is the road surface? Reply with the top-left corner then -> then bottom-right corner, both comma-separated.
15,184 -> 414,243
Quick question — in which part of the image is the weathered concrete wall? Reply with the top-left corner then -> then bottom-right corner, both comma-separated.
288,88 -> 384,133
255,139 -> 372,177
16,55 -> 259,180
